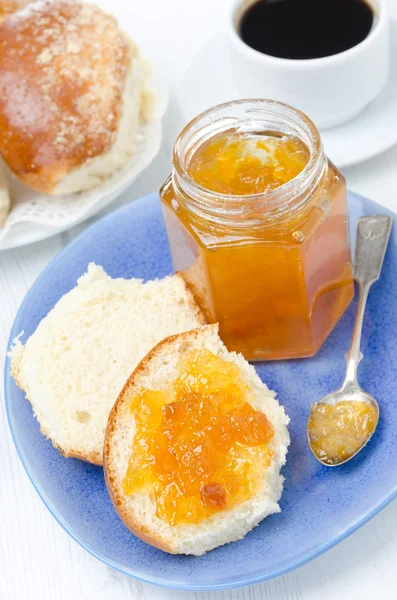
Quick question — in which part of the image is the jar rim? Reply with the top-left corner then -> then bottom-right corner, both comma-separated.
171,99 -> 326,225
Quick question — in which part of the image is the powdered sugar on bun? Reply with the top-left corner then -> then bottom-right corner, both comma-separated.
0,0 -> 32,22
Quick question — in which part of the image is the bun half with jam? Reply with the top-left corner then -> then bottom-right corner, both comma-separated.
0,0 -> 153,195
104,325 -> 290,555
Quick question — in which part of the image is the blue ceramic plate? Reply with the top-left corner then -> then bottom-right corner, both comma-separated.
5,192 -> 397,591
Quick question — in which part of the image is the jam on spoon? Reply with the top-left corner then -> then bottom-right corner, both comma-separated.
308,215 -> 392,466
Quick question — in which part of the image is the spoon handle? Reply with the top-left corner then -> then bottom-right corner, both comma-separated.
344,216 -> 392,385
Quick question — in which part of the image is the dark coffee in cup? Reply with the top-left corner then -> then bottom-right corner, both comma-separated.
238,0 -> 374,60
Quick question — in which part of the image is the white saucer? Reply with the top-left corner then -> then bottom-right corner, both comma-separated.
178,21 -> 397,169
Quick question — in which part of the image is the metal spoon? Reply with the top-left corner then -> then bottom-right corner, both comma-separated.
308,215 -> 392,467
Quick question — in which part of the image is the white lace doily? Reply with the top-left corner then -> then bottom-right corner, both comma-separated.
0,74 -> 168,251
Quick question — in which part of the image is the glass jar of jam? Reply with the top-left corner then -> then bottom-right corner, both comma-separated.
160,100 -> 354,360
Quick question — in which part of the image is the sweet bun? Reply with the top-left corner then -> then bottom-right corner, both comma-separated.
104,325 -> 290,555
9,264 -> 206,465
0,0 -> 152,195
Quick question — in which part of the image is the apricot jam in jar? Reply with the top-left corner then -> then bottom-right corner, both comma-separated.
160,100 -> 354,360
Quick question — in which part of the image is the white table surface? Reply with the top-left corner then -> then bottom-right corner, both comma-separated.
2,1 -> 397,598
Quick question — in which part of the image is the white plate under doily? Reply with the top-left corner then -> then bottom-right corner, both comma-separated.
0,0 -> 168,251
178,20 -> 397,171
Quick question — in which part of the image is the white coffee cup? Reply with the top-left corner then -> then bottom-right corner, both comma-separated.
228,0 -> 390,129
